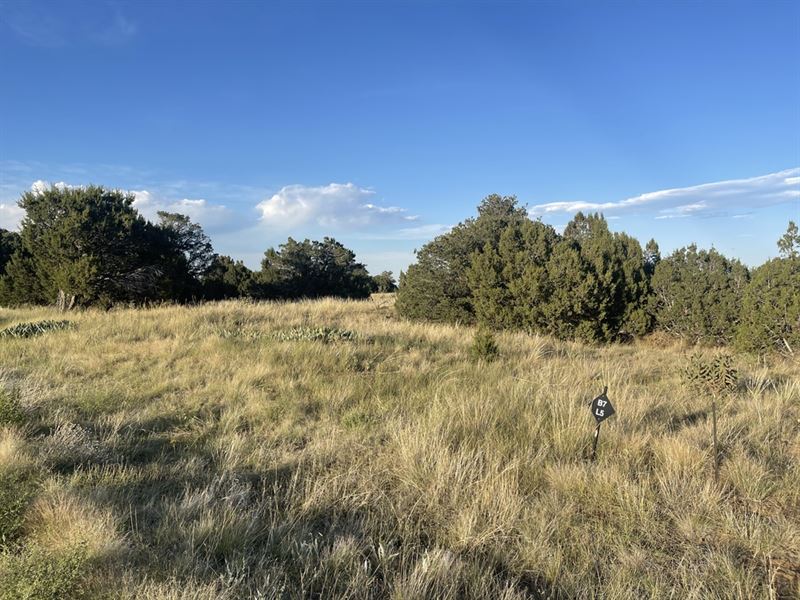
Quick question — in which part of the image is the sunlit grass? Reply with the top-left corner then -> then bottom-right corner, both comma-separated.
0,296 -> 797,598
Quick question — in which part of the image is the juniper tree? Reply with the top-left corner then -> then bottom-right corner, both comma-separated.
0,185 -> 161,307
467,218 -> 557,330
396,194 -> 527,323
650,245 -> 749,345
539,213 -> 650,342
370,271 -> 397,293
777,220 -> 799,259
202,255 -> 256,300
256,237 -> 372,300
736,223 -> 800,356
0,229 -> 20,275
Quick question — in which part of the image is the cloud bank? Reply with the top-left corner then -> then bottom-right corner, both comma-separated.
256,183 -> 418,229
529,168 -> 800,220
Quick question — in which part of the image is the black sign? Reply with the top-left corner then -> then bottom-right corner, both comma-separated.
590,391 -> 615,423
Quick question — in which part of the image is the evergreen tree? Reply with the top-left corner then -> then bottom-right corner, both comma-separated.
0,229 -> 21,275
650,245 -> 749,345
256,237 -> 372,299
156,212 -> 215,279
202,255 -> 256,300
736,257 -> 799,356
467,218 -> 557,330
736,224 -> 800,356
538,213 -> 650,342
396,194 -> 527,323
0,185 -> 162,307
777,220 -> 799,259
644,238 -> 661,278
370,271 -> 397,293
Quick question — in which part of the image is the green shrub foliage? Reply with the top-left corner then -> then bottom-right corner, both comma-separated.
0,229 -> 21,276
400,203 -> 651,343
470,327 -> 499,362
396,195 -> 528,324
735,225 -> 800,356
256,237 -> 372,300
0,185 -> 373,307
0,185 -> 197,307
539,213 -> 650,343
649,245 -> 749,346
1,184 -> 796,356
370,271 -> 398,293
202,255 -> 256,300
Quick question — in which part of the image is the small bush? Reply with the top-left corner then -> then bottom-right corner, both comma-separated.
0,544 -> 88,600
0,321 -> 72,340
0,392 -> 25,427
0,471 -> 37,546
470,327 -> 499,362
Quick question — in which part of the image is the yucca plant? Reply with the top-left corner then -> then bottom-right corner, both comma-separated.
0,320 -> 73,339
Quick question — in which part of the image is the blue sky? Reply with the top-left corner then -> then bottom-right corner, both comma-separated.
1,0 -> 798,275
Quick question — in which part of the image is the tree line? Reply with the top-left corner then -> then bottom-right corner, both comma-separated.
0,186 -> 796,356
396,195 -> 799,356
0,185 -> 396,308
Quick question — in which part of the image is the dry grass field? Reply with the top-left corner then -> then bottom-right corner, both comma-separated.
0,296 -> 798,599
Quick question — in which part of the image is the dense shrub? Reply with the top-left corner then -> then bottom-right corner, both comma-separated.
400,202 -> 651,343
0,545 -> 88,600
0,470 -> 36,546
0,229 -> 20,276
202,255 -> 256,300
538,214 -> 650,343
0,186 -> 203,307
0,185 -> 378,308
469,327 -> 499,362
650,245 -> 749,345
370,271 -> 397,293
0,391 -> 25,426
736,256 -> 800,357
396,194 -> 528,323
256,237 -> 372,300
467,218 -> 558,330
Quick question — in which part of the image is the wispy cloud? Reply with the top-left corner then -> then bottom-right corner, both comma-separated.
354,223 -> 452,241
1,3 -> 138,47
256,183 -> 418,230
529,168 -> 800,219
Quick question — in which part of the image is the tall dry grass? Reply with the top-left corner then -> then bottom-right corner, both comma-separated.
0,297 -> 797,598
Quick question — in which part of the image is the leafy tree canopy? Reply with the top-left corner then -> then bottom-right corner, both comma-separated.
650,245 -> 749,345
257,237 -> 372,300
371,271 -> 397,293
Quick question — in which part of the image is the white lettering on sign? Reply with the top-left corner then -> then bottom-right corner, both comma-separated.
590,391 -> 615,423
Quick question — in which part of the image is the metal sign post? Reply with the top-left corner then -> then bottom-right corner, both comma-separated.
711,396 -> 719,482
589,386 -> 615,462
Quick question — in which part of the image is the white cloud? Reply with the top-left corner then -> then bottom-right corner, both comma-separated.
0,203 -> 25,230
31,180 -> 71,194
131,190 -> 231,230
529,168 -> 800,219
256,183 -> 418,229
